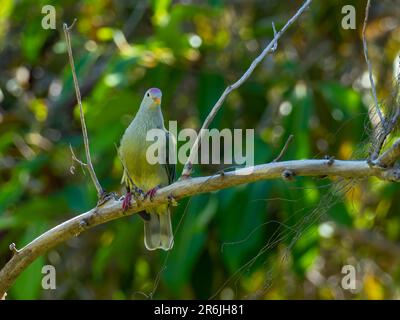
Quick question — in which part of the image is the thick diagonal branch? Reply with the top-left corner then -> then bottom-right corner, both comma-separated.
1,157 -> 400,296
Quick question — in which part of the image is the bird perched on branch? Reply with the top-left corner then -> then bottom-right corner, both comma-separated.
119,88 -> 176,251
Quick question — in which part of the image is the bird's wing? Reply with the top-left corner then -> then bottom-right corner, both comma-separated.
164,130 -> 176,184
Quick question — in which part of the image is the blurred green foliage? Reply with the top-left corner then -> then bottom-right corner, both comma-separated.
0,0 -> 400,299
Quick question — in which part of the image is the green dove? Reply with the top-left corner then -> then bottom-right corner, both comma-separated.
119,88 -> 176,251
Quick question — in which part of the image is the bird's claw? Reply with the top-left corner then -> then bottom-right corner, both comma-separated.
122,192 -> 132,212
145,186 -> 160,201
133,187 -> 145,201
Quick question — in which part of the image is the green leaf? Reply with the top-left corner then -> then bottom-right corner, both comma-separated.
162,195 -> 217,296
218,182 -> 270,272
319,81 -> 363,115
198,73 -> 225,123
291,225 -> 319,276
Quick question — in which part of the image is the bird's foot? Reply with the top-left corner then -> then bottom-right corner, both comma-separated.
122,191 -> 132,212
132,187 -> 145,201
145,186 -> 160,201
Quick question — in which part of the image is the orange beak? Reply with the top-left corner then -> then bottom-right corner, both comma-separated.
152,97 -> 161,105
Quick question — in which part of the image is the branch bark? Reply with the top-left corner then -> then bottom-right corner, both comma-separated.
1,157 -> 400,296
181,0 -> 312,178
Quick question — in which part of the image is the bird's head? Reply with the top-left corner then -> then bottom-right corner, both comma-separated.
144,88 -> 162,107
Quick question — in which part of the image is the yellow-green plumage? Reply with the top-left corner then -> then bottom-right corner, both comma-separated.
119,88 -> 175,251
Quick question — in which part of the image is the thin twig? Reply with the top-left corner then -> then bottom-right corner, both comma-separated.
180,0 -> 312,178
363,0 -> 390,162
63,21 -> 104,197
69,144 -> 87,167
8,243 -> 19,255
363,0 -> 385,126
273,134 -> 294,162
369,55 -> 400,161
1,156 -> 400,296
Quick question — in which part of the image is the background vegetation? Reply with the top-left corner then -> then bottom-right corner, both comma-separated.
0,0 -> 399,299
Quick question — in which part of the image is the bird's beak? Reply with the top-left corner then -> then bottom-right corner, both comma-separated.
152,97 -> 161,105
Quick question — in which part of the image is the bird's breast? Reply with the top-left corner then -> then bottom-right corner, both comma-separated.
120,123 -> 168,191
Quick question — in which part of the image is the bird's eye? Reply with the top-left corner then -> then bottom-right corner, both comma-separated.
146,93 -> 150,97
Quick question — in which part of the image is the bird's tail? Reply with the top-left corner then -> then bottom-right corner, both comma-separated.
143,208 -> 174,251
